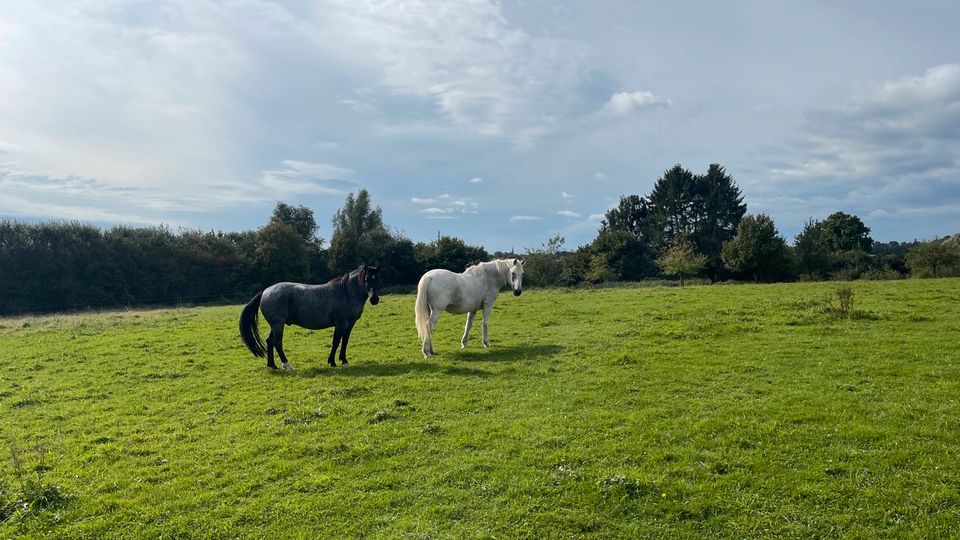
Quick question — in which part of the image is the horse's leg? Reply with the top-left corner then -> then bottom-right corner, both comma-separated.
339,321 -> 357,365
327,326 -> 344,367
481,303 -> 494,348
461,310 -> 477,349
265,327 -> 278,369
425,308 -> 442,357
272,323 -> 293,372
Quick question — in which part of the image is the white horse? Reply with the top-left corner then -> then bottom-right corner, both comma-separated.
415,258 -> 525,358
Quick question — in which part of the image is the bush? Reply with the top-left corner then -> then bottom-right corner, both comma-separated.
822,285 -> 855,319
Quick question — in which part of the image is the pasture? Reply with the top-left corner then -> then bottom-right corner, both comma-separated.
2,279 -> 959,538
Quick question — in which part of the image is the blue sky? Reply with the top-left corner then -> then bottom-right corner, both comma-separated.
1,0 -> 959,251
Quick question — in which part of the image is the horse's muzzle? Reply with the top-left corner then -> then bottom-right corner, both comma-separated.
370,294 -> 380,305
513,289 -> 522,296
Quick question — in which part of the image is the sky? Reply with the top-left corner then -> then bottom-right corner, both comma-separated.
1,0 -> 959,252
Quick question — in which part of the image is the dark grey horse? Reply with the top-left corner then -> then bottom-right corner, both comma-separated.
239,265 -> 381,370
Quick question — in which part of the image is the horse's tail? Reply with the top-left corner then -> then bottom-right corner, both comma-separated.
415,274 -> 432,342
239,290 -> 267,358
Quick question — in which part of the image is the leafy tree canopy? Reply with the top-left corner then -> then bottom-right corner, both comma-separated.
820,211 -> 873,253
721,214 -> 791,282
328,189 -> 389,273
269,202 -> 320,245
905,239 -> 960,278
656,236 -> 707,286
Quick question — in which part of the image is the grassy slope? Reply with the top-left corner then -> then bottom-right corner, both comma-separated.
1,279 -> 959,539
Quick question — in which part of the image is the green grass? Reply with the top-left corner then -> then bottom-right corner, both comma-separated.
2,279 -> 960,538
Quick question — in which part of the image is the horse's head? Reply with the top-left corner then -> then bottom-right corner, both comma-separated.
510,258 -> 524,296
363,265 -> 381,305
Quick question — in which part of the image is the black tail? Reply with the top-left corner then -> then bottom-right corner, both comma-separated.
239,291 -> 267,357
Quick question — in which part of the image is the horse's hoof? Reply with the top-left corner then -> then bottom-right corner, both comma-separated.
340,359 -> 349,366
328,362 -> 337,368
282,363 -> 294,372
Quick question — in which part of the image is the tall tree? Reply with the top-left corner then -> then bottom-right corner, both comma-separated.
328,189 -> 388,273
692,164 -> 747,280
601,195 -> 654,242
648,164 -> 698,250
721,214 -> 791,282
794,218 -> 832,278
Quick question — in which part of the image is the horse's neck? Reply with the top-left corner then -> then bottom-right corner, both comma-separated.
483,261 -> 509,289
338,273 -> 363,300
461,261 -> 507,290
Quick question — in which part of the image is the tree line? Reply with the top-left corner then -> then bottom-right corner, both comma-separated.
0,192 -> 489,314
520,164 -> 959,287
2,164 -> 958,313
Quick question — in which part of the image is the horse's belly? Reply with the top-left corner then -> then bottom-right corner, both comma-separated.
444,300 -> 479,314
291,313 -> 334,330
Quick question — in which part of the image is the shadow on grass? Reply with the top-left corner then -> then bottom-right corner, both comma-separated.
294,361 -> 491,378
445,344 -> 564,363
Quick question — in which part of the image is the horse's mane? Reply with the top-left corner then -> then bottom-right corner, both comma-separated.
463,259 -> 510,282
326,266 -> 368,289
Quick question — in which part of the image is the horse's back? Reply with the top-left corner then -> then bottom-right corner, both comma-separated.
259,282 -> 303,323
260,282 -> 342,329
420,268 -> 484,314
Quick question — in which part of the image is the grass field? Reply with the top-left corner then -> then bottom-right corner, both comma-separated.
2,279 -> 959,538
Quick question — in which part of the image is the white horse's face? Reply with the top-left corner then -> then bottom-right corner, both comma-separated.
510,258 -> 525,296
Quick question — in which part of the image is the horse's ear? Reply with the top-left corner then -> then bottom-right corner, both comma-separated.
513,258 -> 519,266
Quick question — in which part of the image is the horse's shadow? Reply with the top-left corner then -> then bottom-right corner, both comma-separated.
293,361 -> 491,378
443,343 -> 564,363
286,344 -> 564,377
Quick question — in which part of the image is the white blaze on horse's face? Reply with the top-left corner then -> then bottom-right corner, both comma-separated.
511,258 -> 524,296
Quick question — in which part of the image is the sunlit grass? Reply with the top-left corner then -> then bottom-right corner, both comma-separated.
2,279 -> 959,538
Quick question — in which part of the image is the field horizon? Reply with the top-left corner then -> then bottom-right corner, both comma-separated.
2,279 -> 959,538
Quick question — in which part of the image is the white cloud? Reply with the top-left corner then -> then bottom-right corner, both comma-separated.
558,210 -> 581,218
0,160 -> 267,214
739,63 -> 960,244
413,193 -> 479,218
592,172 -> 608,181
322,0 -> 586,148
561,191 -> 574,199
0,1 -> 255,194
0,194 -> 167,225
258,160 -> 355,195
469,177 -> 483,183
0,140 -> 22,153
602,91 -> 672,116
510,215 -> 541,222
587,213 -> 605,222
764,64 -> 960,220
